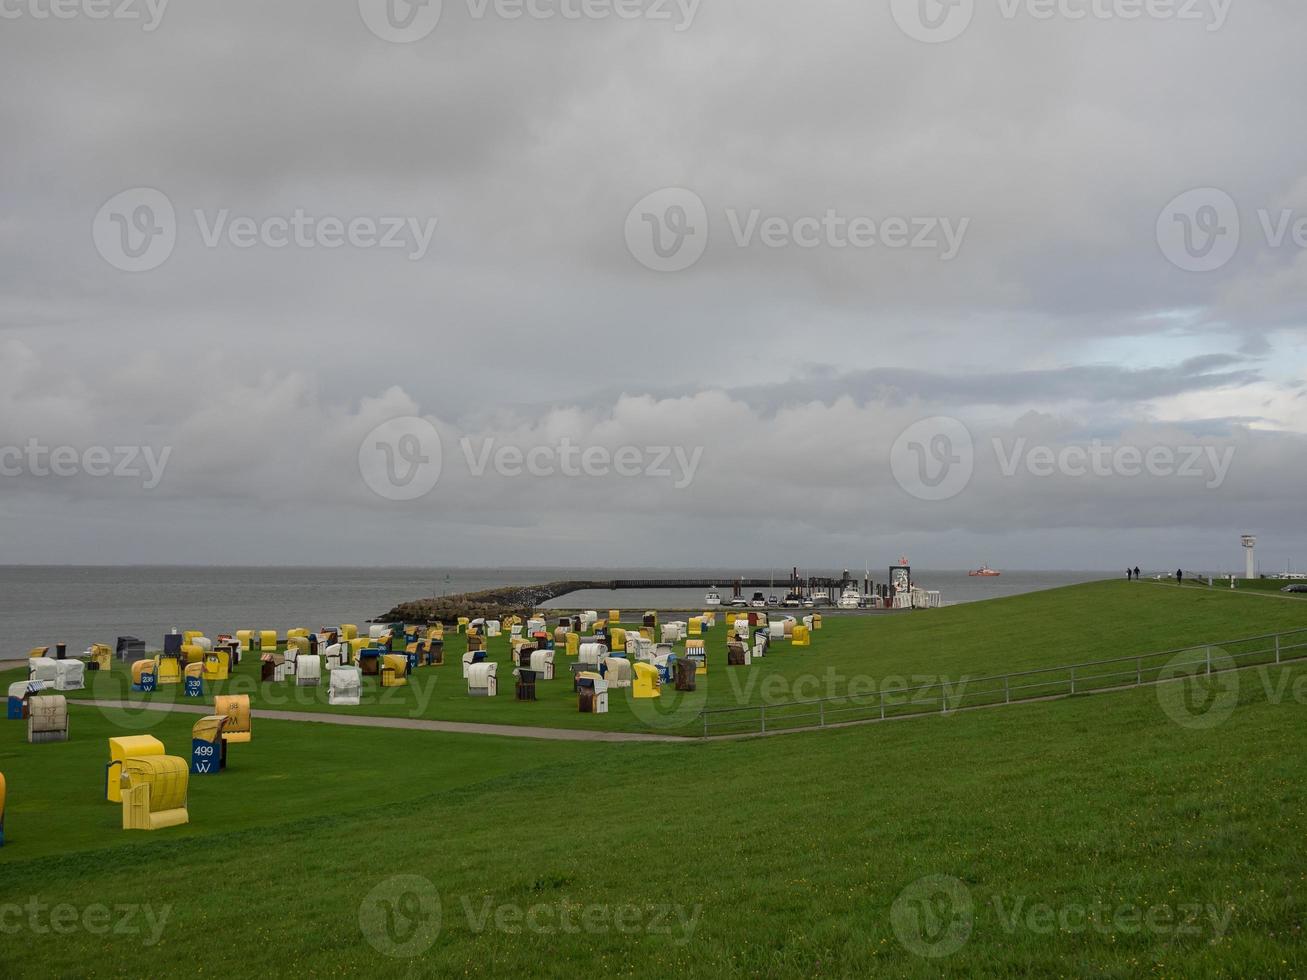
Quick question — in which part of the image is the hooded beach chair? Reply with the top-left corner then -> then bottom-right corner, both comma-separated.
54,660 -> 85,691
380,654 -> 408,688
106,735 -> 165,802
184,662 -> 204,697
189,715 -> 227,774
261,652 -> 288,682
529,649 -> 555,681
131,660 -> 157,692
296,654 -> 322,687
467,662 -> 497,697
462,649 -> 489,677
116,636 -> 144,661
686,639 -> 707,674
87,643 -> 112,671
727,640 -> 750,666
329,666 -> 362,706
653,653 -> 677,685
214,695 -> 251,745
28,658 -> 58,684
576,672 -> 608,713
633,662 -> 660,699
513,667 -> 538,701
604,657 -> 633,689
27,695 -> 68,743
120,756 -> 189,831
8,681 -> 44,720
201,650 -> 230,681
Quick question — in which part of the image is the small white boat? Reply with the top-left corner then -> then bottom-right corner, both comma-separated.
810,591 -> 830,605
704,588 -> 722,606
749,592 -> 766,608
837,586 -> 862,609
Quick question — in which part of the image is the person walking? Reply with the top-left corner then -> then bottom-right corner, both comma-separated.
1134,566 -> 1140,581
1177,568 -> 1184,585
1127,568 -> 1133,581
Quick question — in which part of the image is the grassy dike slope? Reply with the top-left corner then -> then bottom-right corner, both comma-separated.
0,659 -> 1304,977
34,580 -> 1307,736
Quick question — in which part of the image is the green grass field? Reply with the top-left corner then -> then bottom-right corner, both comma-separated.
2,582 -> 1305,976
22,579 -> 1307,737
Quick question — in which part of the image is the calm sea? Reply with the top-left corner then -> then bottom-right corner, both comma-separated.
0,566 -> 1107,659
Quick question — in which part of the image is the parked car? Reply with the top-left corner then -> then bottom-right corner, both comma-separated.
1281,584 -> 1307,593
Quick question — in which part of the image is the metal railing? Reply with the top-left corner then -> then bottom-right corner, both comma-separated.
697,626 -> 1307,737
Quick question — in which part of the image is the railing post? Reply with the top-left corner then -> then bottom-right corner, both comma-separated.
1004,675 -> 1010,704
1206,646 -> 1212,675
819,701 -> 825,727
1136,658 -> 1142,686
703,712 -> 708,738
760,705 -> 766,735
1070,666 -> 1076,694
1275,634 -> 1281,664
940,685 -> 948,714
880,690 -> 886,721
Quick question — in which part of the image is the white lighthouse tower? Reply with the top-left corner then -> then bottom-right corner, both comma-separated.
1241,534 -> 1257,579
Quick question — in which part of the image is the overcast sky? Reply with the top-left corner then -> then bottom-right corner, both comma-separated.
1,0 -> 1304,572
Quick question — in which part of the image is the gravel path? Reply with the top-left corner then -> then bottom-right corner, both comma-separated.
73,699 -> 685,743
